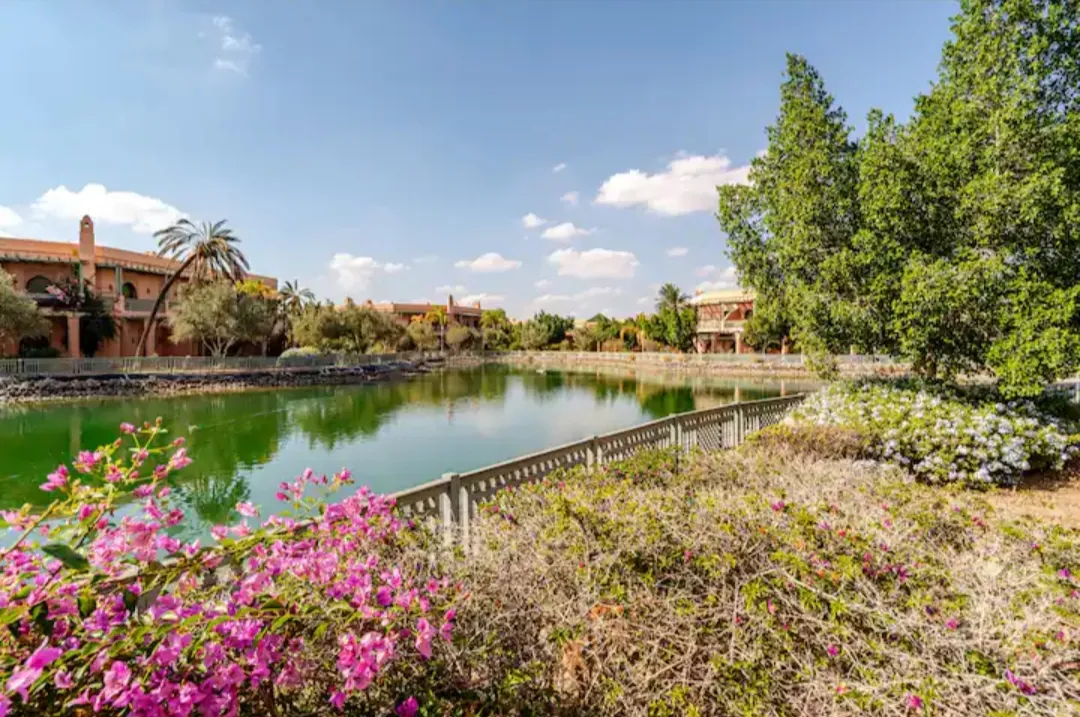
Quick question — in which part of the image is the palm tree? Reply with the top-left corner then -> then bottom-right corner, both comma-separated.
656,282 -> 689,313
280,280 -> 315,315
134,219 -> 249,356
424,306 -> 449,351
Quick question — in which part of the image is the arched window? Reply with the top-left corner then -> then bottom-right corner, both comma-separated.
122,282 -> 137,299
25,276 -> 52,294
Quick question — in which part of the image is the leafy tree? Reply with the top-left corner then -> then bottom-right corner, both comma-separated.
533,311 -> 573,346
719,2 -> 1080,396
169,281 -> 271,357
519,320 -> 551,350
135,219 -> 249,356
445,324 -> 479,351
480,309 -> 514,350
236,279 -> 285,355
0,269 -> 46,353
406,320 -> 438,351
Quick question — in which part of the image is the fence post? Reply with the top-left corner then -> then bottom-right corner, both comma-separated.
735,403 -> 745,446
586,436 -> 597,470
457,477 -> 471,552
439,472 -> 460,547
593,437 -> 605,467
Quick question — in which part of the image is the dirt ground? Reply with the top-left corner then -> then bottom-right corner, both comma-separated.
987,463 -> 1080,528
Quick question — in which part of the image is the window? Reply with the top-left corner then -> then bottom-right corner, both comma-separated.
122,282 -> 137,299
25,276 -> 52,294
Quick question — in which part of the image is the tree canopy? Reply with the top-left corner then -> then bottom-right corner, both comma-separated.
0,269 -> 46,353
718,0 -> 1080,396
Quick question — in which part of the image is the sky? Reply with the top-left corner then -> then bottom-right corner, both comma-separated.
0,0 -> 957,319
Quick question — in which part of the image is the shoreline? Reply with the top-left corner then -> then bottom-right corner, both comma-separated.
0,360 -> 441,406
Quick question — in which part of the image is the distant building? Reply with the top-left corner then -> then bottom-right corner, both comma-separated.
365,295 -> 482,329
690,288 -> 755,354
0,216 -> 277,358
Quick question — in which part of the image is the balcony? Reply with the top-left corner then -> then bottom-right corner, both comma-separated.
697,318 -> 745,334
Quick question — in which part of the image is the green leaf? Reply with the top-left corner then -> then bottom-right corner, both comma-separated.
122,589 -> 139,613
78,593 -> 96,618
42,543 -> 90,571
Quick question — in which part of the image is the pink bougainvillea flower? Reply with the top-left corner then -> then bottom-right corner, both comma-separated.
210,525 -> 229,541
41,465 -> 69,492
104,465 -> 123,483
945,618 -> 959,630
169,448 -> 192,470
74,451 -> 103,474
415,618 -> 434,659
770,500 -> 785,512
826,644 -> 839,657
6,668 -> 39,702
26,646 -> 63,670
236,501 -> 259,518
396,696 -> 419,717
54,672 -> 73,689
905,694 -> 924,710
329,690 -> 346,710
0,694 -> 10,716
1059,568 -> 1073,580
119,422 -> 136,434
1005,669 -> 1037,695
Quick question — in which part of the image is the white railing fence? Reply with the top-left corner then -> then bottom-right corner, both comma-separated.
393,394 -> 805,548
0,352 -> 447,377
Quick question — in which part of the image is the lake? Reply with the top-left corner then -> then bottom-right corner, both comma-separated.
0,366 -> 816,539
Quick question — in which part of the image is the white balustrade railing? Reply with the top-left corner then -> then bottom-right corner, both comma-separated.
0,353 -> 448,377
393,394 -> 806,547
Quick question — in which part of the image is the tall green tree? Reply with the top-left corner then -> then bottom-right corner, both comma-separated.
718,53 -> 860,356
169,281 -> 273,357
135,219 -> 249,356
719,1 -> 1080,396
0,269 -> 46,353
480,308 -> 514,350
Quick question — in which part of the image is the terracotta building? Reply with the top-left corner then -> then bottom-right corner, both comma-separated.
690,288 -> 755,354
365,295 -> 482,329
0,216 -> 277,358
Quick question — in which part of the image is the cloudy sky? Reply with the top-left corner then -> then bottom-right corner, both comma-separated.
0,0 -> 953,318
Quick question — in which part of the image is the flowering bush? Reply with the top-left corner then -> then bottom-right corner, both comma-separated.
0,420 -> 455,716
449,446 -> 1080,716
788,381 -> 1077,486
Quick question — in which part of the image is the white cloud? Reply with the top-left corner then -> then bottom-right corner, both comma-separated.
33,183 -> 185,234
0,206 -> 22,230
547,248 -> 639,279
533,286 -> 620,306
695,266 -> 739,292
636,296 -> 652,306
454,252 -> 522,272
413,254 -> 437,265
460,293 -> 504,305
435,284 -> 468,294
552,162 -> 567,173
560,191 -> 579,206
695,264 -> 717,277
533,293 -> 572,305
541,222 -> 594,242
521,212 -> 547,229
595,152 -> 751,216
666,246 -> 689,257
534,279 -> 551,289
210,15 -> 261,75
328,253 -> 404,292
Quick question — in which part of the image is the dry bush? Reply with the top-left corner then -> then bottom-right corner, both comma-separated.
748,422 -> 870,461
427,448 -> 1080,716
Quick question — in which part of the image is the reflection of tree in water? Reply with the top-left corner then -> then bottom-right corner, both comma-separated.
292,368 -> 511,451
517,368 -> 790,419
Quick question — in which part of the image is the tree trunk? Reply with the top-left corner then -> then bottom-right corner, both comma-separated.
134,256 -> 195,357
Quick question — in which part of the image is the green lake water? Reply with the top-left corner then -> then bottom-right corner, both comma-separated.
0,366 -> 817,540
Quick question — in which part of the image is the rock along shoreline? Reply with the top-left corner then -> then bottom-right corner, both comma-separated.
0,359 -> 442,406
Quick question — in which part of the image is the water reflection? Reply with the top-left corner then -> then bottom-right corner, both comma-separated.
0,367 -> 817,538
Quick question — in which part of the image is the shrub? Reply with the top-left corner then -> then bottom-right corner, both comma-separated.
749,422 -> 869,460
0,422 -> 456,716
789,381 -> 1076,486
447,448 -> 1080,716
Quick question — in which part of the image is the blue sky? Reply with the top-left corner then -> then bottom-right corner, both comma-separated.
0,0 -> 955,319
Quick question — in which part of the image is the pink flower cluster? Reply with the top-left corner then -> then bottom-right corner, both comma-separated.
0,423 -> 455,716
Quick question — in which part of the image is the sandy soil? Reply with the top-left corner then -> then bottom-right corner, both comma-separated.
988,463 -> 1080,528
